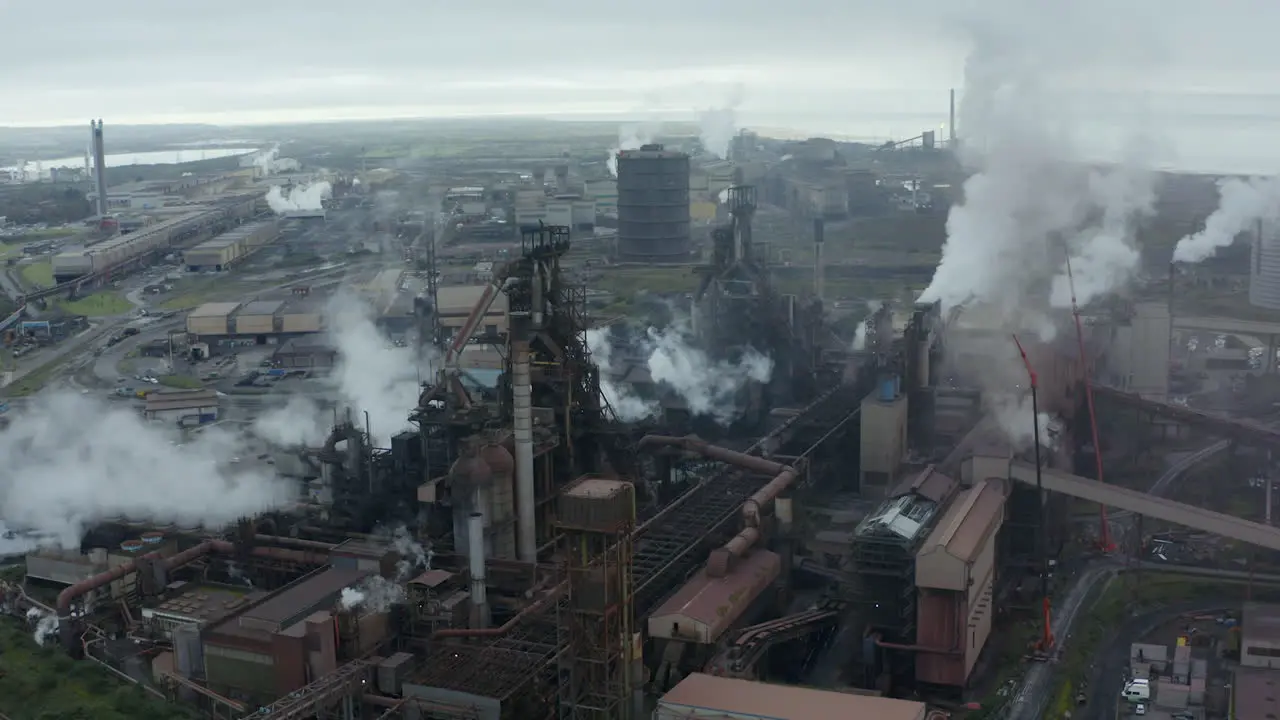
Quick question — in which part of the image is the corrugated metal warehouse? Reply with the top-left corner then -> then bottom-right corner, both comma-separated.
913,476 -> 1005,687
184,219 -> 280,271
143,389 -> 219,426
273,334 -> 337,369
656,673 -> 927,720
186,298 -> 323,338
187,302 -> 242,335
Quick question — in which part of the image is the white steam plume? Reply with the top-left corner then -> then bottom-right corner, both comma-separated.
919,10 -> 1157,445
697,84 -> 744,160
921,23 -> 1156,336
265,181 -> 332,213
27,607 -> 58,646
252,294 -> 436,449
324,293 -> 437,446
585,328 -> 658,422
0,393 -> 293,548
606,122 -> 662,177
339,525 -> 429,613
254,396 -> 328,448
586,324 -> 773,424
645,324 -> 773,424
252,146 -> 280,176
1173,176 -> 1280,264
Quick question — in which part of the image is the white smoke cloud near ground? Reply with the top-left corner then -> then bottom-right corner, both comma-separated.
252,292 -> 437,448
265,181 -> 332,213
1173,176 -> 1280,263
251,145 -> 279,176
606,122 -> 661,177
0,392 -> 294,548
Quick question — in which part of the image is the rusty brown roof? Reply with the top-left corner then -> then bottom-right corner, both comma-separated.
659,674 -> 927,720
922,478 -> 1005,564
651,550 -> 780,643
892,466 -> 955,503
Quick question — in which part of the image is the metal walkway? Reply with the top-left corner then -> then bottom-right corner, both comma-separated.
1007,461 -> 1280,552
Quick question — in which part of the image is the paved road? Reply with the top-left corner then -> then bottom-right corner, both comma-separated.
1007,441 -> 1229,719
1086,603 -> 1230,720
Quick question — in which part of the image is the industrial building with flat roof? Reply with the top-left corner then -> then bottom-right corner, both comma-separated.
656,673 -> 928,720
184,219 -> 280,271
201,567 -> 372,702
143,388 -> 219,426
186,297 -> 323,338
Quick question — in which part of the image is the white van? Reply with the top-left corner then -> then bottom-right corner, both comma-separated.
1123,679 -> 1151,702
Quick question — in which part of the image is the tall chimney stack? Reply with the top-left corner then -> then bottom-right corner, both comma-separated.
813,217 -> 825,303
949,89 -> 957,147
90,120 -> 108,217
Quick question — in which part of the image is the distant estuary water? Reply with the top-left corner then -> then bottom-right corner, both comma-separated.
3,147 -> 259,180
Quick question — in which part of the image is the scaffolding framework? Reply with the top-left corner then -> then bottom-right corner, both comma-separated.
556,476 -> 635,720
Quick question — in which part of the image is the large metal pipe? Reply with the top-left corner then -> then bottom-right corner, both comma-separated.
467,511 -> 488,628
513,339 -> 537,562
57,538 -> 327,652
254,534 -> 338,551
637,434 -> 800,525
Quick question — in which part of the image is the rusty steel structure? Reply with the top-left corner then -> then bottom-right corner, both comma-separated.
555,477 -> 636,720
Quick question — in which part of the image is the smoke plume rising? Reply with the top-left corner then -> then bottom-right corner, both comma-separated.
919,12 -> 1158,444
27,607 -> 58,646
339,525 -> 430,613
697,84 -> 744,160
0,392 -> 294,548
586,324 -> 774,425
645,324 -> 773,424
254,293 -> 436,448
921,22 -> 1157,333
251,146 -> 279,176
265,181 -> 332,213
606,122 -> 662,177
585,328 -> 659,422
1173,176 -> 1280,263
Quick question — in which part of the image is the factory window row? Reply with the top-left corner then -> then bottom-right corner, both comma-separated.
205,643 -> 273,665
1246,645 -> 1280,657
150,615 -> 199,638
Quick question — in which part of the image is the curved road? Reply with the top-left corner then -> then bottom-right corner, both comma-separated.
1007,441 -> 1229,720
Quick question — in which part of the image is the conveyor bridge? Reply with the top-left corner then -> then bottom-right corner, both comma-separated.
1004,461 -> 1280,552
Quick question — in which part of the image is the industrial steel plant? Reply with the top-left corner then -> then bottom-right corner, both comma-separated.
7,116 -> 1280,720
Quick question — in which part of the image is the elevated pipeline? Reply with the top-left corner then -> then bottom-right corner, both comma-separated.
638,434 -> 802,575
57,539 -> 327,653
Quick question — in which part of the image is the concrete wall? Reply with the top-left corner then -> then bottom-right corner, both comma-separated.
1129,301 -> 1171,401
859,389 -> 908,493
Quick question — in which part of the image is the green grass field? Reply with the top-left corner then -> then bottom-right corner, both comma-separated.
19,260 -> 53,288
0,619 -> 195,720
58,292 -> 132,317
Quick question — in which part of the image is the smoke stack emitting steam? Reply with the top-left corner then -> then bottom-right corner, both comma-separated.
919,13 -> 1158,445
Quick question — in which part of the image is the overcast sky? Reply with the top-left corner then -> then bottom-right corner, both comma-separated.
2,0 -> 1277,132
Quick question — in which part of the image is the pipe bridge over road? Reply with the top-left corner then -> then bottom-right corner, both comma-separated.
999,460 -> 1280,552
